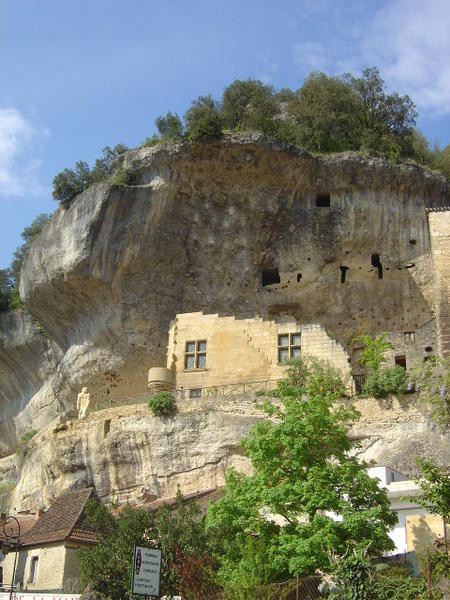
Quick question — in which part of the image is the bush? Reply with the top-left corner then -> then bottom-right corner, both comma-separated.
148,391 -> 176,416
108,168 -> 136,185
155,111 -> 183,139
361,366 -> 409,398
409,356 -> 450,425
184,95 -> 223,142
21,429 -> 38,444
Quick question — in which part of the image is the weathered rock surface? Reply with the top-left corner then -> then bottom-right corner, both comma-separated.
0,394 -> 448,513
0,134 -> 449,509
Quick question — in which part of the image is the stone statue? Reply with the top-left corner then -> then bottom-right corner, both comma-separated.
77,387 -> 92,419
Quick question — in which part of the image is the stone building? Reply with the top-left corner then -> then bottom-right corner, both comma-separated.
1,488 -> 96,593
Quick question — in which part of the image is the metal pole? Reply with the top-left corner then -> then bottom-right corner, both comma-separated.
1,514 -> 21,600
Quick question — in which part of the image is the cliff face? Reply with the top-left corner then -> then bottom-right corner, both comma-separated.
0,134 -> 449,509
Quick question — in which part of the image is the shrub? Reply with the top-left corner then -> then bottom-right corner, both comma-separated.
148,391 -> 176,416
184,95 -> 223,142
155,111 -> 183,139
362,366 -> 409,398
108,168 -> 136,185
409,356 -> 450,425
354,333 -> 394,371
21,429 -> 38,444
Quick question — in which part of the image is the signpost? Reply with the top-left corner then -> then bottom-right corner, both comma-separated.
131,545 -> 162,598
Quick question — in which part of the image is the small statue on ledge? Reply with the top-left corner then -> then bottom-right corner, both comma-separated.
77,387 -> 92,420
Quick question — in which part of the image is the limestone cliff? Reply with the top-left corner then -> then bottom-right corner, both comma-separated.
0,133 -> 449,511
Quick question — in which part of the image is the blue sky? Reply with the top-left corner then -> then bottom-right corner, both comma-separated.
1,0 -> 450,269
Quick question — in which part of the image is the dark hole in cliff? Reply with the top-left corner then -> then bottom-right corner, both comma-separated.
296,273 -> 302,283
409,239 -> 416,245
316,193 -> 330,207
425,346 -> 433,352
103,419 -> 111,438
371,254 -> 383,279
395,355 -> 407,369
340,266 -> 349,283
261,268 -> 280,287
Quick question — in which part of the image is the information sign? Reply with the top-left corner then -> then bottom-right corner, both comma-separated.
131,545 -> 162,597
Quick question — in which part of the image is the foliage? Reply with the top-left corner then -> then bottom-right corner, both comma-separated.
140,134 -> 161,147
52,144 -> 129,207
371,564 -> 432,600
0,480 -> 16,493
221,78 -> 278,135
415,458 -> 450,524
0,269 -> 13,312
21,429 -> 38,444
206,357 -> 396,597
286,72 -> 362,152
1,213 -> 50,311
362,365 -> 409,398
329,547 -> 373,600
108,168 -> 136,185
78,491 -> 215,600
155,111 -> 184,139
354,333 -> 394,371
409,356 -> 450,424
148,391 -> 177,416
184,95 -> 223,141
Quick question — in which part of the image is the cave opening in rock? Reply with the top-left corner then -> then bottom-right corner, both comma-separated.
340,266 -> 349,283
316,193 -> 330,207
296,273 -> 302,283
261,268 -> 280,287
103,419 -> 111,438
395,355 -> 406,369
371,253 -> 383,279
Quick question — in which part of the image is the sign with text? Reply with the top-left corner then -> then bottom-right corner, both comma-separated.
131,545 -> 162,597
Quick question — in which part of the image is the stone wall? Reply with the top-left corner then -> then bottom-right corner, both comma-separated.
427,209 -> 450,357
1,543 -> 82,592
167,312 -> 350,394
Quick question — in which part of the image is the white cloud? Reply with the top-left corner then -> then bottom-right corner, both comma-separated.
0,108 -> 49,198
291,0 -> 450,116
364,0 -> 450,115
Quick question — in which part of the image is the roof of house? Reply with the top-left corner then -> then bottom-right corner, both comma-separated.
0,515 -> 39,545
19,487 -> 97,547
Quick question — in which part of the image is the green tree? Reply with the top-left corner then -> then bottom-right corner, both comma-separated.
90,144 -> 129,183
348,67 -> 417,158
52,160 -> 91,207
221,78 -> 278,135
355,333 -> 393,371
7,213 -> 50,310
432,144 -> 450,178
415,459 -> 450,534
288,72 -> 363,152
184,95 -> 223,142
79,491 -> 215,600
206,358 -> 396,597
155,111 -> 184,139
408,356 -> 450,424
0,269 -> 13,312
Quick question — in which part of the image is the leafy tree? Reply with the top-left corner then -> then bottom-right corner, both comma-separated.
155,111 -> 184,139
355,333 -> 393,371
432,144 -> 450,178
289,72 -> 363,152
0,269 -> 13,312
52,160 -> 91,208
348,67 -> 417,158
5,213 -> 50,310
184,95 -> 223,142
52,144 -> 129,207
221,78 -> 278,135
206,357 -> 396,597
415,459 -> 450,535
78,491 -> 216,600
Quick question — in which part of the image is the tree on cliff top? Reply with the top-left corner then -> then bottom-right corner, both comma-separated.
206,357 -> 396,597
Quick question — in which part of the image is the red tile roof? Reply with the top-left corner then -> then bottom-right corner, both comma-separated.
19,488 -> 97,547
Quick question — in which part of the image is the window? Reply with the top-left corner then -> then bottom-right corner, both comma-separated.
278,332 -> 301,363
185,340 -> 207,369
189,388 -> 202,399
316,193 -> 330,207
29,556 -> 39,583
404,331 -> 415,342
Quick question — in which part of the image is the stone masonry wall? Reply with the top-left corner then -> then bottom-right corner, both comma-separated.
167,312 -> 350,394
427,209 -> 450,357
